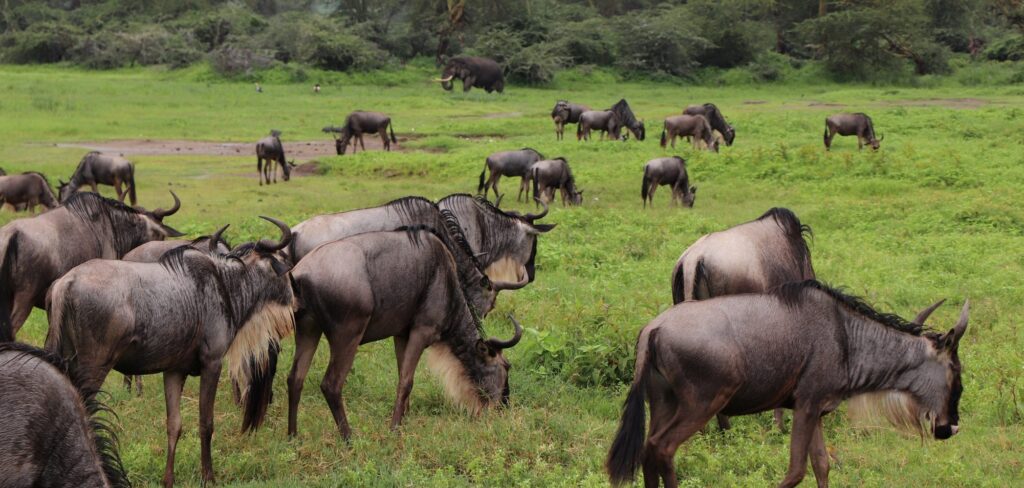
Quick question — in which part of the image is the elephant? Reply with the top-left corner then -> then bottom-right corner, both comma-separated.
434,56 -> 505,93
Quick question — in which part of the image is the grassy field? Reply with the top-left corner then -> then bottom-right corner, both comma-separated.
1,65 -> 1021,487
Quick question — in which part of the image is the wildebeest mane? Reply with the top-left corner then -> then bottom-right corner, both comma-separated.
757,207 -> 814,277
775,280 -> 926,336
64,192 -> 149,256
382,195 -> 438,222
439,194 -> 530,258
858,113 -> 876,139
610,99 -> 639,129
0,342 -> 131,487
520,147 -> 544,159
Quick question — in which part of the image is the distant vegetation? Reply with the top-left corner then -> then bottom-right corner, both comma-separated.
2,0 -> 1024,84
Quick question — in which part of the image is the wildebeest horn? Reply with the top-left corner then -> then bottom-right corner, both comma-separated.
523,198 -> 548,221
913,298 -> 946,325
879,134 -> 885,142
209,224 -> 229,253
433,75 -> 454,82
486,314 -> 524,350
255,216 -> 292,252
152,191 -> 181,220
492,270 -> 529,291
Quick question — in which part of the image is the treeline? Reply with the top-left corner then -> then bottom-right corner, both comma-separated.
1,0 -> 1023,83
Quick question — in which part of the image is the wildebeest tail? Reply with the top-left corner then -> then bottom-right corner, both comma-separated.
671,261 -> 685,304
127,164 -> 137,206
532,167 -> 540,204
0,232 -> 17,342
226,302 -> 295,432
606,328 -> 656,486
641,166 -> 650,206
389,122 -> 397,143
478,161 -> 488,193
660,128 -> 667,148
576,122 -> 583,140
823,121 -> 829,146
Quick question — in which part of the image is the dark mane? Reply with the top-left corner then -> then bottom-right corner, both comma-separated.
0,342 -> 131,487
21,171 -> 52,187
63,192 -> 148,256
858,113 -> 876,138
70,151 -> 100,178
382,195 -> 438,222
610,99 -> 639,129
440,193 -> 525,223
757,207 -> 814,277
190,233 -> 232,251
774,280 -> 926,336
520,147 -> 544,159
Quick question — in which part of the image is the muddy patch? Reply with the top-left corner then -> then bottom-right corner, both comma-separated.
743,100 -> 767,105
808,101 -> 846,107
52,136 -> 422,160
876,98 -> 988,109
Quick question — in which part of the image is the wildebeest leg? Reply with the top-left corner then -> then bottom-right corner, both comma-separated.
824,127 -> 836,151
379,128 -> 389,151
135,375 -> 143,395
491,175 -> 501,201
716,414 -> 731,430
645,385 -> 733,488
320,318 -> 368,440
113,177 -> 124,202
198,362 -> 221,484
358,134 -> 367,152
774,408 -> 786,431
123,374 -> 143,395
777,405 -> 819,488
390,329 -> 430,431
648,184 -> 658,207
808,417 -> 829,487
10,290 -> 34,336
162,372 -> 186,488
518,177 -> 528,202
287,316 -> 323,437
272,160 -> 278,184
258,157 -> 264,186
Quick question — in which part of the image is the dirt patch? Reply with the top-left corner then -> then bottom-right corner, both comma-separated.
292,161 -> 321,176
876,98 -> 988,109
481,112 -> 523,119
53,136 -> 420,160
743,100 -> 767,105
808,101 -> 846,107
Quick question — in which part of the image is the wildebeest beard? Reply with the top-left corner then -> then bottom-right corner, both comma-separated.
64,192 -> 164,256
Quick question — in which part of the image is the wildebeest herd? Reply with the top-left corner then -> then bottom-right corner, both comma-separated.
0,57 -> 969,488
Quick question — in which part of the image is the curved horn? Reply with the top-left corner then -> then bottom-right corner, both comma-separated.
255,216 -> 292,252
523,198 -> 548,221
433,75 -> 454,82
491,270 -> 529,291
152,191 -> 181,220
913,298 -> 946,325
209,224 -> 229,253
486,314 -> 524,350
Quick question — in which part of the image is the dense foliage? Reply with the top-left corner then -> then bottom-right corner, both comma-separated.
0,1 -> 1022,81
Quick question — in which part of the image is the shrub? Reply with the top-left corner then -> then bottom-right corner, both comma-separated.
2,21 -> 82,63
556,17 -> 616,66
72,26 -> 202,69
613,6 -> 710,78
209,42 -> 275,78
986,36 -> 1024,61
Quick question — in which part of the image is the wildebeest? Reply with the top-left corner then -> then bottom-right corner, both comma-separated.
434,56 -> 505,93
683,103 -> 735,146
118,233 -> 233,396
45,219 -> 295,487
671,207 -> 814,429
0,171 -> 59,211
0,342 -> 131,488
58,152 -> 137,205
551,100 -> 590,140
287,221 -> 524,437
256,130 -> 295,185
0,191 -> 182,339
824,113 -> 882,150
478,148 -> 545,201
607,281 -> 969,488
529,158 -> 583,206
322,111 -> 397,155
288,194 -> 554,287
660,115 -> 718,152
641,157 -> 696,208
610,99 -> 646,141
578,100 -> 646,142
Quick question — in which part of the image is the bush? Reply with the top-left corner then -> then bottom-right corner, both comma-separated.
260,14 -> 388,71
986,36 -> 1024,61
209,42 -> 275,78
2,21 -> 82,63
72,26 -> 202,69
613,6 -> 710,78
556,18 -> 616,66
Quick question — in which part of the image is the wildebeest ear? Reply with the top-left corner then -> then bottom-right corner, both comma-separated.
161,224 -> 185,238
530,223 -> 556,233
270,258 -> 292,277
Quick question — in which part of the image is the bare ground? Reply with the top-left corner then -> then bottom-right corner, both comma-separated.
52,136 -> 417,160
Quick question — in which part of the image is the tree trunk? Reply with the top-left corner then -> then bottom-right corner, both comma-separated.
819,0 -> 826,17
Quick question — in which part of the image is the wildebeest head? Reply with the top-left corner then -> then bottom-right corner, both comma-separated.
552,100 -> 570,121
56,180 -> 71,202
682,185 -> 697,208
281,160 -> 296,181
920,300 -> 968,440
234,216 -> 294,279
130,190 -> 185,239
723,126 -> 736,146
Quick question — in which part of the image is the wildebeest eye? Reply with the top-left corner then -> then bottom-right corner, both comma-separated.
481,276 -> 492,288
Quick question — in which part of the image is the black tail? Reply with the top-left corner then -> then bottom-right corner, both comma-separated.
478,162 -> 488,194
660,128 -> 667,148
641,166 -> 650,207
607,330 -> 656,486
532,168 -> 540,205
671,263 -> 685,304
127,165 -> 137,206
576,122 -> 583,140
0,233 -> 18,342
823,122 -> 829,147
241,343 -> 280,433
389,123 -> 397,143
694,258 -> 711,299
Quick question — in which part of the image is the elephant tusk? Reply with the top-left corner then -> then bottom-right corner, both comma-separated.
433,75 -> 454,82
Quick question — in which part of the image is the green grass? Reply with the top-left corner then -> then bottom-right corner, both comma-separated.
1,66 -> 1021,487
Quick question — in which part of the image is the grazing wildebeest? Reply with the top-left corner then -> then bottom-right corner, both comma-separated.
118,233 -> 234,396
671,207 -> 815,430
287,224 -> 524,438
660,115 -> 718,152
0,191 -> 182,339
256,130 -> 295,185
288,194 -> 554,287
322,111 -> 397,155
607,281 -> 969,488
58,152 -> 137,205
641,157 -> 696,208
577,109 -> 620,141
0,172 -> 59,211
529,158 -> 583,206
824,113 -> 882,150
478,148 -> 545,201
45,219 -> 295,487
610,99 -> 646,141
434,56 -> 505,93
683,103 -> 735,146
552,100 -> 590,140
0,342 -> 131,488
